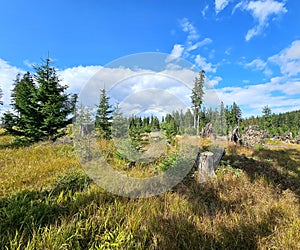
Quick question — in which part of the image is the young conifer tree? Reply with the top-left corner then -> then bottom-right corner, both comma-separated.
95,88 -> 113,139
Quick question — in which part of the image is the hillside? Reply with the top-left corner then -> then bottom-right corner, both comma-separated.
0,130 -> 300,249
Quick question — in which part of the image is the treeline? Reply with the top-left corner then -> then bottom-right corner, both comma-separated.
2,57 -> 298,144
93,85 -> 243,144
0,60 -> 246,144
242,106 -> 300,137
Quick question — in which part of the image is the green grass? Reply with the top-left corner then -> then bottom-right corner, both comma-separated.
0,132 -> 300,249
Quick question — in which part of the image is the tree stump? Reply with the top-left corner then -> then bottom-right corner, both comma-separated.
197,152 -> 215,184
201,122 -> 214,138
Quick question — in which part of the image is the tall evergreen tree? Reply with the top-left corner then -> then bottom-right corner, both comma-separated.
219,101 -> 227,135
262,105 -> 272,130
191,70 -> 205,135
231,102 -> 242,127
2,59 -> 76,141
11,72 -> 40,139
95,88 -> 113,139
35,59 -> 76,140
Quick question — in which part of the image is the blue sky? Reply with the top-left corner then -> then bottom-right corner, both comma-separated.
0,0 -> 300,117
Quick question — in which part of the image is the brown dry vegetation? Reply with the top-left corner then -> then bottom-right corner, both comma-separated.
0,130 -> 299,249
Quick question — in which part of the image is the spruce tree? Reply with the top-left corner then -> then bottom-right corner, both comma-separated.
35,58 -> 76,140
95,88 -> 113,139
191,70 -> 205,135
3,72 -> 40,139
161,114 -> 178,144
231,102 -> 242,127
262,105 -> 272,130
3,58 -> 76,142
219,101 -> 227,135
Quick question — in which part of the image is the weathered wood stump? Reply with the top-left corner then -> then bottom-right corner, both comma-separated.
201,122 -> 214,138
80,123 -> 94,136
229,126 -> 242,145
196,148 -> 225,184
197,152 -> 215,183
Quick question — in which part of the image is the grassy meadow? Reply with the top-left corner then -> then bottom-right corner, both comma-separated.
0,129 -> 300,249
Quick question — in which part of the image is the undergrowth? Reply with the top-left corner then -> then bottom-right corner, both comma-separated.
0,132 -> 299,249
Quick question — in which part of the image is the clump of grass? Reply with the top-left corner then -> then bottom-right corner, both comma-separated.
253,143 -> 265,151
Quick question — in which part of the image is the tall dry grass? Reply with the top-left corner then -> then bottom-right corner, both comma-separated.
0,131 -> 299,249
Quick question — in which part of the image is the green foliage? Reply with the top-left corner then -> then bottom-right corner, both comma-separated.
161,114 -> 178,144
111,103 -> 128,138
2,59 -> 77,142
95,89 -> 113,139
0,170 -> 92,248
242,107 -> 300,137
253,143 -> 265,151
150,115 -> 160,131
216,164 -> 243,178
128,116 -> 148,152
50,169 -> 93,195
158,153 -> 177,171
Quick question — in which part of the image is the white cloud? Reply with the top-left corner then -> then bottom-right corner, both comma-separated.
245,58 -> 266,70
215,76 -> 300,117
215,0 -> 230,14
269,40 -> 300,76
244,58 -> 273,75
187,38 -> 213,52
195,54 -> 217,73
236,0 -> 287,41
225,48 -> 231,55
23,59 -> 36,68
0,59 -> 24,111
207,76 -> 222,88
202,4 -> 209,17
180,18 -> 199,42
167,18 -> 215,75
59,65 -> 102,94
165,44 -> 184,63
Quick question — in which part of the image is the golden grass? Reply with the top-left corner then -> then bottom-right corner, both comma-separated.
0,131 -> 300,249
0,134 -> 80,196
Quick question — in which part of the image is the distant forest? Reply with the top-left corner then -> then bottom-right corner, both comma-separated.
242,107 -> 300,137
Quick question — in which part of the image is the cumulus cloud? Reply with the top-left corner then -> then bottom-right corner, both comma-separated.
59,65 -> 102,94
244,58 -> 272,75
165,44 -> 184,63
269,40 -> 300,76
207,76 -> 222,88
216,76 -> 300,116
236,0 -> 287,41
0,59 -> 24,111
195,54 -> 217,73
